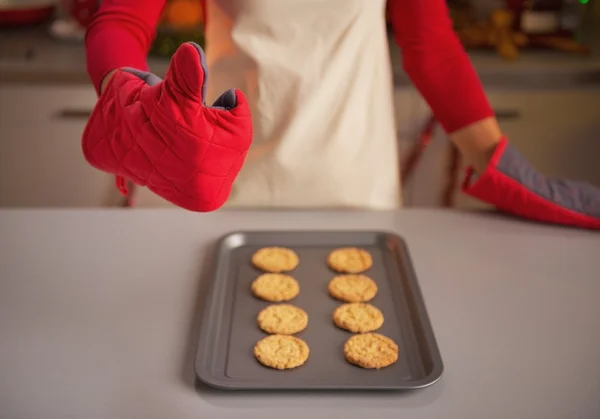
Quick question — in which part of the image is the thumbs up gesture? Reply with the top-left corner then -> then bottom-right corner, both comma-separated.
82,42 -> 253,211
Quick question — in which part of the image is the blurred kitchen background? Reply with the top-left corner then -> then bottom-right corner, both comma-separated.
1,0 -> 599,209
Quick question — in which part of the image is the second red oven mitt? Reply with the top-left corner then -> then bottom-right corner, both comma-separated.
82,42 -> 253,211
462,137 -> 600,229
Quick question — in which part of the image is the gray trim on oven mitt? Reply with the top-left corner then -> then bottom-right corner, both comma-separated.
497,143 -> 600,219
121,43 -> 236,111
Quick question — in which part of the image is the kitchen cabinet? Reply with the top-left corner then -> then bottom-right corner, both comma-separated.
395,88 -> 458,208
0,85 -> 118,207
453,88 -> 600,209
490,89 -> 600,180
395,86 -> 600,210
2,82 -> 598,210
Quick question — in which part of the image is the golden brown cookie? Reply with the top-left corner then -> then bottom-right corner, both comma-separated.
327,247 -> 373,273
254,335 -> 310,370
328,274 -> 378,303
251,273 -> 300,302
333,303 -> 384,333
252,247 -> 299,273
257,304 -> 308,335
343,333 -> 399,369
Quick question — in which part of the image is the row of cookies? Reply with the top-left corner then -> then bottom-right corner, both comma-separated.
250,247 -> 311,370
328,248 -> 399,369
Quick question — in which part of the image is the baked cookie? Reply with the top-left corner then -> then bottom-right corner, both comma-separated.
254,335 -> 310,370
257,304 -> 308,335
251,273 -> 300,302
328,274 -> 378,303
252,247 -> 299,273
333,303 -> 384,333
327,247 -> 372,273
343,333 -> 398,369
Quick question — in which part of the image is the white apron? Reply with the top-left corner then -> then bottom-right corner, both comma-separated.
135,0 -> 401,209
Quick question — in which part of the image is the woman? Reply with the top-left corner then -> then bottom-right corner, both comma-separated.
82,0 -> 599,228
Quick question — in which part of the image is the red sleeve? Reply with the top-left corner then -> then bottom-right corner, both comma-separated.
85,0 -> 166,95
388,0 -> 494,133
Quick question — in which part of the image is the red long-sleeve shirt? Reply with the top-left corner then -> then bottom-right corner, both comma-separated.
85,0 -> 493,133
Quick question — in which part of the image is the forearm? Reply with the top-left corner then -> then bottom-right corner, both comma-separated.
85,0 -> 166,95
388,0 -> 501,172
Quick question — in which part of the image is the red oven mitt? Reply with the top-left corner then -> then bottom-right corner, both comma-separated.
82,42 -> 252,211
462,137 -> 600,229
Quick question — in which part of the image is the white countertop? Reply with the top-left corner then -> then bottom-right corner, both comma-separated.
0,209 -> 599,419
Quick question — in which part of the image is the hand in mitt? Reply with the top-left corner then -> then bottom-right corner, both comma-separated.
463,137 -> 600,229
82,42 -> 253,211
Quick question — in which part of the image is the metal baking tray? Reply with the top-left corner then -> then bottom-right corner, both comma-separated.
194,230 -> 443,390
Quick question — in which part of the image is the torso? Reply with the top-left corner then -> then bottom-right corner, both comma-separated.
204,0 -> 401,209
